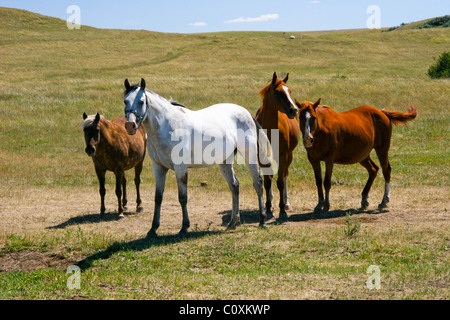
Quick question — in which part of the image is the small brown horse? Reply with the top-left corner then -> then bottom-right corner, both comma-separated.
82,113 -> 147,218
296,98 -> 417,213
256,72 -> 300,220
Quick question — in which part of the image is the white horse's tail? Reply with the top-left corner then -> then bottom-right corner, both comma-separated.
252,117 -> 277,175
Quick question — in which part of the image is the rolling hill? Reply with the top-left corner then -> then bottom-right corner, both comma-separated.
0,6 -> 448,189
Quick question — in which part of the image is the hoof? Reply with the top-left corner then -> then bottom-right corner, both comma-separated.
178,228 -> 189,237
226,223 -> 237,231
117,214 -> 125,220
378,202 -> 388,210
313,207 -> 322,215
136,206 -> 143,213
226,217 -> 240,230
258,223 -> 267,229
285,203 -> 291,211
313,201 -> 325,214
360,198 -> 369,210
146,229 -> 158,239
278,212 -> 289,222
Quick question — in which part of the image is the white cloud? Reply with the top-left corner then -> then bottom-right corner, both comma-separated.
225,13 -> 279,24
311,1 -> 320,3
188,22 -> 207,27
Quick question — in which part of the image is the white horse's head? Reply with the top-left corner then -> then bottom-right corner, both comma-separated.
124,78 -> 149,135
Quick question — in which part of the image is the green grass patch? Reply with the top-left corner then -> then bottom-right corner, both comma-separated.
1,225 -> 448,299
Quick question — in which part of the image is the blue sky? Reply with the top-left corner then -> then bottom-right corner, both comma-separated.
1,0 -> 448,33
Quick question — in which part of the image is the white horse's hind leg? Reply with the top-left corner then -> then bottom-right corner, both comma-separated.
219,164 -> 240,230
247,163 -> 267,228
174,165 -> 190,235
148,163 -> 168,238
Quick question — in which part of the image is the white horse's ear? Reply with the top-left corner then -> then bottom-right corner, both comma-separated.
140,78 -> 146,90
83,112 -> 87,120
124,79 -> 131,91
283,73 -> 289,83
271,72 -> 278,86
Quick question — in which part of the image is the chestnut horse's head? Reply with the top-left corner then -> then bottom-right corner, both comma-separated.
296,98 -> 321,148
260,72 -> 298,119
81,112 -> 101,157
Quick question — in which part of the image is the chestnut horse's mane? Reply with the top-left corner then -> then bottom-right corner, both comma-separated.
258,79 -> 283,99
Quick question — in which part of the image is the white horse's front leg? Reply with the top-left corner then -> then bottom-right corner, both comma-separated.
148,163 -> 168,238
174,165 -> 190,235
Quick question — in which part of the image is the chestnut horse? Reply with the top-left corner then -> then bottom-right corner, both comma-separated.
255,72 -> 300,220
82,113 -> 147,218
296,98 -> 417,214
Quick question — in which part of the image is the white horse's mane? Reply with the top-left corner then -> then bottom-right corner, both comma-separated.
142,89 -> 188,110
125,85 -> 187,109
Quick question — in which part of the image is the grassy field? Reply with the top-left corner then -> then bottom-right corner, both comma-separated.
0,8 -> 448,300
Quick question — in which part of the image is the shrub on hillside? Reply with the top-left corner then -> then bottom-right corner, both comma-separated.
427,51 -> 450,79
415,15 -> 450,29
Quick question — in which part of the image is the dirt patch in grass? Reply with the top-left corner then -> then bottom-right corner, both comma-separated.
0,250 -> 75,273
0,183 -> 447,239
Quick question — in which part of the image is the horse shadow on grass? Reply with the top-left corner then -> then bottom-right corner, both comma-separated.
285,207 -> 385,223
219,209 -> 265,227
76,230 -> 222,271
219,207 -> 386,226
46,210 -> 139,230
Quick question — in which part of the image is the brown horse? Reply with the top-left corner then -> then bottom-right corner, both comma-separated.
255,72 -> 300,220
296,98 -> 417,214
82,113 -> 147,218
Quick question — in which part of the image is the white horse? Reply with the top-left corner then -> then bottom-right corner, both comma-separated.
123,78 -> 275,237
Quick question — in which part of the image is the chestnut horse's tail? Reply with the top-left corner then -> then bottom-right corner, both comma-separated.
382,105 -> 418,125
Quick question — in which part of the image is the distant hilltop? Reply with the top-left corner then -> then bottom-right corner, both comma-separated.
0,6 -> 449,34
384,15 -> 450,32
